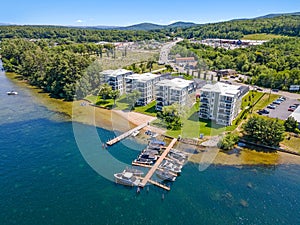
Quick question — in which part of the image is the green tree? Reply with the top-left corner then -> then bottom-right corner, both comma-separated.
110,90 -> 120,106
98,83 -> 112,100
284,116 -> 298,133
126,90 -> 141,110
161,103 -> 183,130
218,133 -> 239,150
243,116 -> 285,147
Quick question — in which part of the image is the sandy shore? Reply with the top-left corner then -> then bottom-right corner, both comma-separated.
187,146 -> 300,166
7,73 -> 300,166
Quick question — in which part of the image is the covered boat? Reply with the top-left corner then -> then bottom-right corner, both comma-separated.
156,169 -> 176,182
114,171 -> 141,186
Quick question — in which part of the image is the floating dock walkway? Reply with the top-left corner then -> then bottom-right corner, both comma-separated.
139,138 -> 177,190
106,123 -> 148,146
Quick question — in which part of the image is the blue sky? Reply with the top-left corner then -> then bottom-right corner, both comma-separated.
1,0 -> 299,26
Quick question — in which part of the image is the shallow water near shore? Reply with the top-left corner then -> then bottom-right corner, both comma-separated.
1,72 -> 300,225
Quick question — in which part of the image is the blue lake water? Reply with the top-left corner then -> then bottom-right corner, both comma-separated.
0,71 -> 300,225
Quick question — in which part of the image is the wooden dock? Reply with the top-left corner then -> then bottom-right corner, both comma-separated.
148,179 -> 170,191
139,138 -> 177,189
106,123 -> 148,146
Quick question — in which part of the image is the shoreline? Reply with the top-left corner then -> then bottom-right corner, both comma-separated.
5,72 -> 300,166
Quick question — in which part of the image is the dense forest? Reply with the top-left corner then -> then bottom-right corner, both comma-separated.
0,39 -> 105,100
0,26 -> 167,43
177,15 -> 300,39
0,15 -> 299,43
175,37 -> 300,90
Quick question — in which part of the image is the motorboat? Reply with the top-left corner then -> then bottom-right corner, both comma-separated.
133,158 -> 154,165
139,153 -> 157,161
156,169 -> 176,182
131,130 -> 140,137
143,148 -> 159,155
114,171 -> 141,186
170,149 -> 188,159
7,91 -> 18,95
123,167 -> 144,176
159,160 -> 182,174
165,159 -> 183,169
168,153 -> 187,165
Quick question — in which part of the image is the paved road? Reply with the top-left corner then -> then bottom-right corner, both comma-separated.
158,38 -> 183,65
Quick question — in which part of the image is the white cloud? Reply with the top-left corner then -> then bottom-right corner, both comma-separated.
76,19 -> 83,23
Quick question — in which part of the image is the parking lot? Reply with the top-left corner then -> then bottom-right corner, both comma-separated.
265,97 -> 299,120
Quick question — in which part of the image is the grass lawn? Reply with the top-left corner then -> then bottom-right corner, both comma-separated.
281,135 -> 300,153
233,91 -> 264,125
151,63 -> 165,72
242,33 -> 285,40
134,101 -> 157,117
253,93 -> 280,111
84,95 -> 130,110
241,91 -> 264,109
163,103 -> 236,138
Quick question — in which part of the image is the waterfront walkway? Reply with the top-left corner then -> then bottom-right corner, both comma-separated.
139,138 -> 177,189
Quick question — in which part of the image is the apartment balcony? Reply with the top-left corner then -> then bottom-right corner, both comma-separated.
219,103 -> 233,109
170,96 -> 181,101
200,107 -> 209,113
200,94 -> 209,98
220,99 -> 235,104
217,115 -> 230,121
218,109 -> 232,115
200,103 -> 209,109
200,98 -> 209,103
199,113 -> 209,119
156,97 -> 164,102
156,91 -> 165,97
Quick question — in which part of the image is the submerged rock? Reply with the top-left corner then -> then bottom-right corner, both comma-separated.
247,182 -> 253,189
239,199 -> 249,208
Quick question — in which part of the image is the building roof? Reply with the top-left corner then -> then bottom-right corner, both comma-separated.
201,82 -> 241,97
290,106 -> 300,123
101,69 -> 132,77
156,78 -> 194,89
126,73 -> 161,82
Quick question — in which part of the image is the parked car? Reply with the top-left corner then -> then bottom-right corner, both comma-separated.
276,98 -> 284,102
288,108 -> 295,112
273,100 -> 281,105
257,87 -> 263,91
257,109 -> 270,115
267,104 -> 276,109
272,89 -> 279,92
279,96 -> 286,101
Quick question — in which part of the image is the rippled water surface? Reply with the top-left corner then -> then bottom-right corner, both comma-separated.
1,70 -> 300,225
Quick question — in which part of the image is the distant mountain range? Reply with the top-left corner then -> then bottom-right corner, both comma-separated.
255,12 -> 300,19
80,21 -> 197,31
1,12 -> 299,30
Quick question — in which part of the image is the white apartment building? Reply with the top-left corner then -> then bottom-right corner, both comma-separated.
199,82 -> 245,125
125,73 -> 162,106
155,78 -> 196,111
100,69 -> 133,95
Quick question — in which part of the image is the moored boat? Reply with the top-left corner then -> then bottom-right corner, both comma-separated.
168,153 -> 187,165
7,91 -> 18,95
133,158 -> 154,165
123,167 -> 144,176
156,169 -> 176,182
114,171 -> 141,186
131,130 -> 140,137
159,160 -> 182,174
